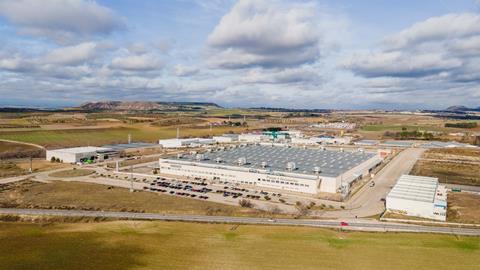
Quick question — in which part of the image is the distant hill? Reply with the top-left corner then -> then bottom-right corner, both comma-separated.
445,105 -> 480,112
79,101 -> 222,111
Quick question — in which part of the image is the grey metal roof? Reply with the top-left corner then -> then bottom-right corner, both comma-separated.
102,143 -> 159,151
178,144 -> 376,177
354,140 -> 379,145
380,141 -> 415,147
387,175 -> 438,203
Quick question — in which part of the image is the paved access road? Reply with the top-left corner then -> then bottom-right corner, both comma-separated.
1,208 -> 479,236
320,148 -> 426,218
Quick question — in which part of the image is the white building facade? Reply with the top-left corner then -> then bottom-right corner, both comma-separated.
386,175 -> 447,221
46,147 -> 111,163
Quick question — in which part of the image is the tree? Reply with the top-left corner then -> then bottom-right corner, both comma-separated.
50,156 -> 56,163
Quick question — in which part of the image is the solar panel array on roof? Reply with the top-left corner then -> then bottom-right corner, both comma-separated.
178,145 -> 376,177
387,175 -> 438,203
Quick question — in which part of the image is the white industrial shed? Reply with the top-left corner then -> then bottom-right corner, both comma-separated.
46,147 -> 112,163
386,175 -> 447,221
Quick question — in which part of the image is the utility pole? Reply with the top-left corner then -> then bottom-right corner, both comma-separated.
130,165 -> 134,192
28,157 -> 33,174
176,127 -> 180,139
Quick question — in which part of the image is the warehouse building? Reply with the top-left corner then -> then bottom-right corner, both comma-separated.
158,138 -> 215,148
46,146 -> 114,163
213,134 -> 239,143
386,175 -> 447,221
159,144 -> 383,195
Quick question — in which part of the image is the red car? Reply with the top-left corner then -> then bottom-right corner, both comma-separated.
340,221 -> 349,226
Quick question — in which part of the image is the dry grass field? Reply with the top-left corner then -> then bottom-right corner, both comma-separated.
0,221 -> 478,270
49,169 -> 95,178
0,159 -> 70,178
410,148 -> 480,186
447,193 -> 480,224
0,141 -> 44,159
0,181 -> 267,217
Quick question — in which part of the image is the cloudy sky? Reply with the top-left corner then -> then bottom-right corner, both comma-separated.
1,0 -> 479,109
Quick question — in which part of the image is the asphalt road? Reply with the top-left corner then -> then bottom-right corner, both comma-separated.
1,208 -> 479,236
320,148 -> 425,218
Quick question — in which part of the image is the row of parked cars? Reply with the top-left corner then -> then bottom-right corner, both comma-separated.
144,178 -> 212,200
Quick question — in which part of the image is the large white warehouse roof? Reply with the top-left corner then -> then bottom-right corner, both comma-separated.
387,175 -> 438,203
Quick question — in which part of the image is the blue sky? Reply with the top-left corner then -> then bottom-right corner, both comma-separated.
0,0 -> 479,109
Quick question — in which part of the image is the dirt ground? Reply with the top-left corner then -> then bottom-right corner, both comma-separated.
447,193 -> 480,224
0,180 -> 273,217
410,148 -> 480,186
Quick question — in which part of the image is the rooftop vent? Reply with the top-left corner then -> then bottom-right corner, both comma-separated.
215,157 -> 222,163
177,153 -> 183,159
286,162 -> 296,171
261,161 -> 268,168
237,157 -> 247,166
314,166 -> 321,174
196,154 -> 205,161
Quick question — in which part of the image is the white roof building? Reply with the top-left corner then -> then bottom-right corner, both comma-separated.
46,146 -> 112,163
386,175 -> 447,221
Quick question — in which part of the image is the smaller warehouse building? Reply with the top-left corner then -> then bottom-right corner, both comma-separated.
159,138 -> 216,148
46,146 -> 114,163
386,175 -> 447,221
213,134 -> 239,143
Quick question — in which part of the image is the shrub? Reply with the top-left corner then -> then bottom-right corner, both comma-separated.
239,199 -> 253,208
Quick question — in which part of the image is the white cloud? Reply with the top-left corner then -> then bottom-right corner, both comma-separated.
173,64 -> 199,76
41,42 -> 98,65
110,54 -> 162,71
207,0 -> 320,68
0,0 -> 125,42
240,67 -> 322,85
344,13 -> 480,82
344,51 -> 462,78
384,13 -> 480,49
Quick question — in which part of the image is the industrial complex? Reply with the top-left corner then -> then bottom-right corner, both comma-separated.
159,144 -> 383,194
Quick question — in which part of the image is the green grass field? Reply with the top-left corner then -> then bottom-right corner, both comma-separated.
0,125 -> 246,148
0,221 -> 478,270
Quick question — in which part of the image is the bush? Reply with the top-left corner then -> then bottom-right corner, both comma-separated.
50,157 -> 56,163
264,196 -> 271,201
239,199 -> 253,208
279,198 -> 286,203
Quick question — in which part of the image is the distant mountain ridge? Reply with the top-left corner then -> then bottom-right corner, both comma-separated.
79,101 -> 222,111
445,105 -> 480,112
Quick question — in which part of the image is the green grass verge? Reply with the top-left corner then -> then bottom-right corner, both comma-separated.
0,221 -> 478,270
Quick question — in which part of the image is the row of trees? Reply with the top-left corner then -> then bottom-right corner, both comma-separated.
445,122 -> 478,128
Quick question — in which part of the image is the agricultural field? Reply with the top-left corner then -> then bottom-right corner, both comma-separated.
0,181 -> 267,217
355,113 -> 480,140
410,148 -> 480,186
0,221 -> 478,270
0,124 -> 248,148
